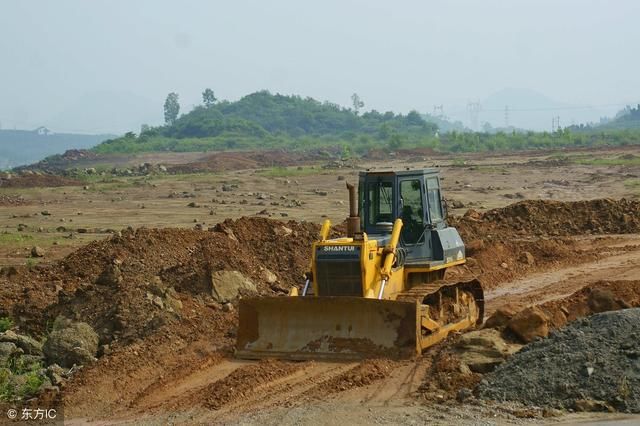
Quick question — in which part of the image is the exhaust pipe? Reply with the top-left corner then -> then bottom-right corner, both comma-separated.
346,182 -> 360,237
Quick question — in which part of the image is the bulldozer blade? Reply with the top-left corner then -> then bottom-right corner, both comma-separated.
236,297 -> 421,360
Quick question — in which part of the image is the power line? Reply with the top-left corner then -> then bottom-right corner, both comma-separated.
446,101 -> 637,115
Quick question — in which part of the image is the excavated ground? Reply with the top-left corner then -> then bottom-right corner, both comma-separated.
1,198 -> 640,423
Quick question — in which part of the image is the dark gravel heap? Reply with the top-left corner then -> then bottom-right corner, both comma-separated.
478,308 -> 640,412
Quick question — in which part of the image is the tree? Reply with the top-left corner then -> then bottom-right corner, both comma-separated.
351,93 -> 364,115
164,92 -> 180,125
202,88 -> 217,108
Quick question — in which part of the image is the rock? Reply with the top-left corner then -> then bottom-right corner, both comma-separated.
0,330 -> 19,343
46,364 -> 66,386
451,200 -> 465,209
31,246 -> 46,258
574,399 -> 614,412
500,262 -> 509,269
484,304 -> 520,330
456,387 -> 473,402
463,209 -> 482,221
96,264 -> 122,286
455,328 -> 522,373
13,333 -> 43,355
337,175 -> 345,181
221,184 -> 234,192
43,317 -> 99,368
507,306 -> 550,343
164,293 -> 183,312
519,251 -> 535,265
152,295 -> 164,309
587,288 -> 618,313
0,341 -> 20,362
41,210 -> 51,216
274,225 -> 293,237
210,270 -> 258,303
261,269 -> 278,284
222,303 -> 234,313
465,239 -> 484,255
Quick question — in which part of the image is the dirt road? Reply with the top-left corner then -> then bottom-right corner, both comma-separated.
58,233 -> 640,425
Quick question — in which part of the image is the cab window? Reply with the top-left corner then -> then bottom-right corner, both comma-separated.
367,181 -> 393,225
426,177 -> 442,222
400,179 -> 424,244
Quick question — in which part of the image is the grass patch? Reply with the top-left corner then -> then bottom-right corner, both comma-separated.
574,156 -> 640,166
0,317 -> 12,332
1,356 -> 45,402
0,233 -> 34,246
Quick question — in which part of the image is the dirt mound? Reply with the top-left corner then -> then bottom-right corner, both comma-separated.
478,309 -> 640,413
452,198 -> 640,239
419,342 -> 483,401
450,237 -> 599,291
1,217 -> 325,347
0,173 -> 82,188
168,149 -> 333,173
537,280 -> 640,329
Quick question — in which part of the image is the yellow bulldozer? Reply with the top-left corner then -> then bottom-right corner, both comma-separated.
237,168 -> 483,360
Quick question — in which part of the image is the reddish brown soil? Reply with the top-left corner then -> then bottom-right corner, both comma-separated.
308,359 -> 397,395
537,280 -> 640,329
168,149 -> 336,173
198,360 -> 303,410
452,198 -> 640,239
1,198 -> 639,422
0,173 -> 82,188
419,343 -> 483,401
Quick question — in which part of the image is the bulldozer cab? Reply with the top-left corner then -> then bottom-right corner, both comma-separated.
359,169 -> 446,262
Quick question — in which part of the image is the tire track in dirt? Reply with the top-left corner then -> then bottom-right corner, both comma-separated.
485,236 -> 640,315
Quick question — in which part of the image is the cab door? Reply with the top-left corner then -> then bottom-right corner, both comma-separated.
398,177 -> 431,261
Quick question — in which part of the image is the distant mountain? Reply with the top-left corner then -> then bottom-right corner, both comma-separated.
46,90 -> 162,134
0,129 -> 113,169
450,88 -> 621,131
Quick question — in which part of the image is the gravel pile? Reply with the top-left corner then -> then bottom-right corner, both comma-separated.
478,308 -> 640,412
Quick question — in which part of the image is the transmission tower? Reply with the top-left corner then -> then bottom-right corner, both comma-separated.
433,104 -> 444,118
504,105 -> 510,128
467,101 -> 481,131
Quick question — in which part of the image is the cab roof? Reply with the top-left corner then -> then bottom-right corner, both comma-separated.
358,168 -> 440,178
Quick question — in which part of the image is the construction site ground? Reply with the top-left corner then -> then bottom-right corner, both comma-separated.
1,147 -> 640,425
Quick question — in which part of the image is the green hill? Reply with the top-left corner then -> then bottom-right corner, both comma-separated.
94,91 -> 438,154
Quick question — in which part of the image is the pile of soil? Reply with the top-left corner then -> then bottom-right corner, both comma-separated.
419,347 -> 483,401
0,173 -> 82,188
0,217 -> 327,346
478,309 -> 640,412
537,280 -> 640,329
452,199 -> 640,240
447,237 -> 600,291
168,149 -> 335,173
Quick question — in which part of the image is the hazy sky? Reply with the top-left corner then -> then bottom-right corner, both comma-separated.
1,0 -> 638,133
